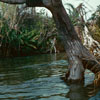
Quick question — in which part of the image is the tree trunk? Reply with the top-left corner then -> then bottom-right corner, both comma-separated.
0,0 -> 100,82
46,0 -> 100,82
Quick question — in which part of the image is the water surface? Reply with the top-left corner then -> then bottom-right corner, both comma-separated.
0,53 -> 99,100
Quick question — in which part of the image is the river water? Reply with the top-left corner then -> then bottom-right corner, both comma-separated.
0,53 -> 100,100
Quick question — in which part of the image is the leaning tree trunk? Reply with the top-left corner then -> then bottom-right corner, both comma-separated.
0,0 -> 100,82
43,0 -> 100,81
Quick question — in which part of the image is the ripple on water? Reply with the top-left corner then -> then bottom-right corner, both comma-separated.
0,53 -> 99,100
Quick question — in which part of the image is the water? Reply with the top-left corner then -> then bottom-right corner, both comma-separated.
0,53 -> 99,100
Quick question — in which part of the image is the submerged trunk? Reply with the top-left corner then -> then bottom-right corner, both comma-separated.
50,8 -> 85,81
0,0 -> 100,82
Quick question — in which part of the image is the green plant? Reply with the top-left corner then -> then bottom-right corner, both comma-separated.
0,4 -> 58,57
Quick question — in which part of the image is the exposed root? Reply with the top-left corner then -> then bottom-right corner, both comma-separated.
94,71 -> 100,87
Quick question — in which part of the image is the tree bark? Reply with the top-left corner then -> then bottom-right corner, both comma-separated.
0,0 -> 26,4
0,0 -> 100,82
45,0 -> 100,81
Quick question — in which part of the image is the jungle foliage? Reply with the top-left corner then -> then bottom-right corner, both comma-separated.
0,3 -> 100,57
0,3 -> 58,57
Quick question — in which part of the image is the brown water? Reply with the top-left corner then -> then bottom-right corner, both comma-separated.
0,53 -> 99,100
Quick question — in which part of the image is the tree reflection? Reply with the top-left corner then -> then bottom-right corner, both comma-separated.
65,80 -> 100,100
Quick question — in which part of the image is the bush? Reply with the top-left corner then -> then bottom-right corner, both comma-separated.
0,4 -> 58,57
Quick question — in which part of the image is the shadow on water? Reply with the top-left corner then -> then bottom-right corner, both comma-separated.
0,53 -> 100,100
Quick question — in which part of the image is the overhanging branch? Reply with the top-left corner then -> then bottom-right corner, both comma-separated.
0,0 -> 26,4
26,0 -> 44,7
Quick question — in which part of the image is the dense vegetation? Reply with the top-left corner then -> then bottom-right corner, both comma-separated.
0,3 -> 100,57
89,5 -> 100,43
0,4 -> 60,57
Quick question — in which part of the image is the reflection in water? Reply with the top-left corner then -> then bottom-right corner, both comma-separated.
66,83 -> 88,100
0,53 -> 100,100
63,70 -> 100,100
66,82 -> 100,100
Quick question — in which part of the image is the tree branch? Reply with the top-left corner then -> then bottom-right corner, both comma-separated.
0,0 -> 26,4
